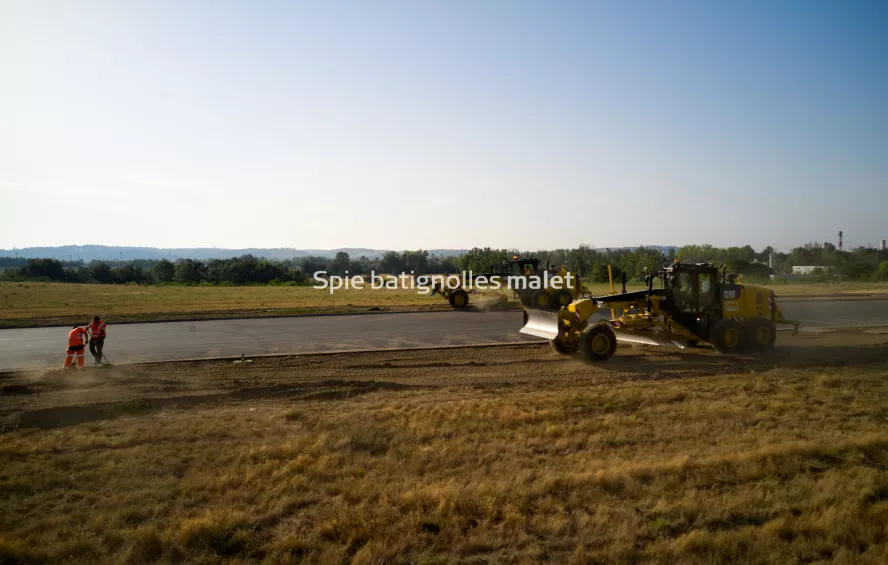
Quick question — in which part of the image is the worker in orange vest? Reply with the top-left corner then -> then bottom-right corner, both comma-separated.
88,316 -> 107,365
64,325 -> 89,368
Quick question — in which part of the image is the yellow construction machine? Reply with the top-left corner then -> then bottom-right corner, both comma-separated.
430,256 -> 583,310
520,262 -> 799,362
503,256 -> 581,310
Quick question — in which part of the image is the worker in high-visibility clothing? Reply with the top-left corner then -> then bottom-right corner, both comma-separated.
88,316 -> 107,365
64,325 -> 89,368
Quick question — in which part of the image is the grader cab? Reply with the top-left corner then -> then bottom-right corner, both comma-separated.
520,262 -> 799,362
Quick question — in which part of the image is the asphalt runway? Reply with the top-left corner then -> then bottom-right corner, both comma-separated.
1,300 -> 887,371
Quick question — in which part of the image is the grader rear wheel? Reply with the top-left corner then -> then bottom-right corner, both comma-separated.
531,289 -> 551,310
551,289 -> 573,309
746,319 -> 776,351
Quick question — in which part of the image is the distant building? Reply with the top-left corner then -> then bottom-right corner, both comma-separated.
792,265 -> 828,275
881,240 -> 886,251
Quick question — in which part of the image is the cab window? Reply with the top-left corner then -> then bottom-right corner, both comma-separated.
699,273 -> 715,308
700,273 -> 712,294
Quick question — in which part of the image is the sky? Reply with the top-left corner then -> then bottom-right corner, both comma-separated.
2,0 -> 886,252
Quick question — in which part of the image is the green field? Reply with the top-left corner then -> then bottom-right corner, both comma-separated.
1,280 -> 887,328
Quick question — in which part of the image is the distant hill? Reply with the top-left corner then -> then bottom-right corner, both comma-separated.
0,245 -> 679,262
0,245 -> 470,262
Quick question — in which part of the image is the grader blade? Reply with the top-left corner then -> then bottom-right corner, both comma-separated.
519,309 -> 561,340
611,329 -> 689,349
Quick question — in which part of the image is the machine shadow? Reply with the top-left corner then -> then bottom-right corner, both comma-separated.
593,343 -> 888,382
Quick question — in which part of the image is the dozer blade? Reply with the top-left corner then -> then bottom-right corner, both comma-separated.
519,308 -> 561,340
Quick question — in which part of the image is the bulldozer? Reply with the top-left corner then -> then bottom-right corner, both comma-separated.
520,262 -> 799,362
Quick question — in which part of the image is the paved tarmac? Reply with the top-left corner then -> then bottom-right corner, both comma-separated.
1,300 -> 886,371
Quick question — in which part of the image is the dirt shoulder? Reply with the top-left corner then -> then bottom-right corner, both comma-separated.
2,328 -> 886,431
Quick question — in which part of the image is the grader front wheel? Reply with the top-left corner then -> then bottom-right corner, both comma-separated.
580,325 -> 617,363
551,338 -> 580,355
449,289 -> 469,309
747,319 -> 776,351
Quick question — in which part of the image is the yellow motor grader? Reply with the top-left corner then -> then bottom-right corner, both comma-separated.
520,262 -> 799,362
430,256 -> 583,310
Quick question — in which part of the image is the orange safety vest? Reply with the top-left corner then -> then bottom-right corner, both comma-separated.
89,320 -> 107,338
68,327 -> 88,348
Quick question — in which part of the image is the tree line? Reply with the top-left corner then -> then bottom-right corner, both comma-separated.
0,252 -> 461,285
1,243 -> 886,285
0,256 -> 300,285
411,243 -> 887,283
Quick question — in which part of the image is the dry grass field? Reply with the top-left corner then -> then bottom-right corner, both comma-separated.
0,282 -> 450,328
761,281 -> 888,298
2,280 -> 887,328
1,329 -> 887,564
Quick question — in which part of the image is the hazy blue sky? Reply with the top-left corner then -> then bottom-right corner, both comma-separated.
2,0 -> 886,252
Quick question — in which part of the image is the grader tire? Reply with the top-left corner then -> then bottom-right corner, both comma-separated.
551,289 -> 573,309
551,338 -> 579,355
746,319 -> 776,351
449,289 -> 469,309
531,289 -> 551,310
579,325 -> 617,363
712,320 -> 744,353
